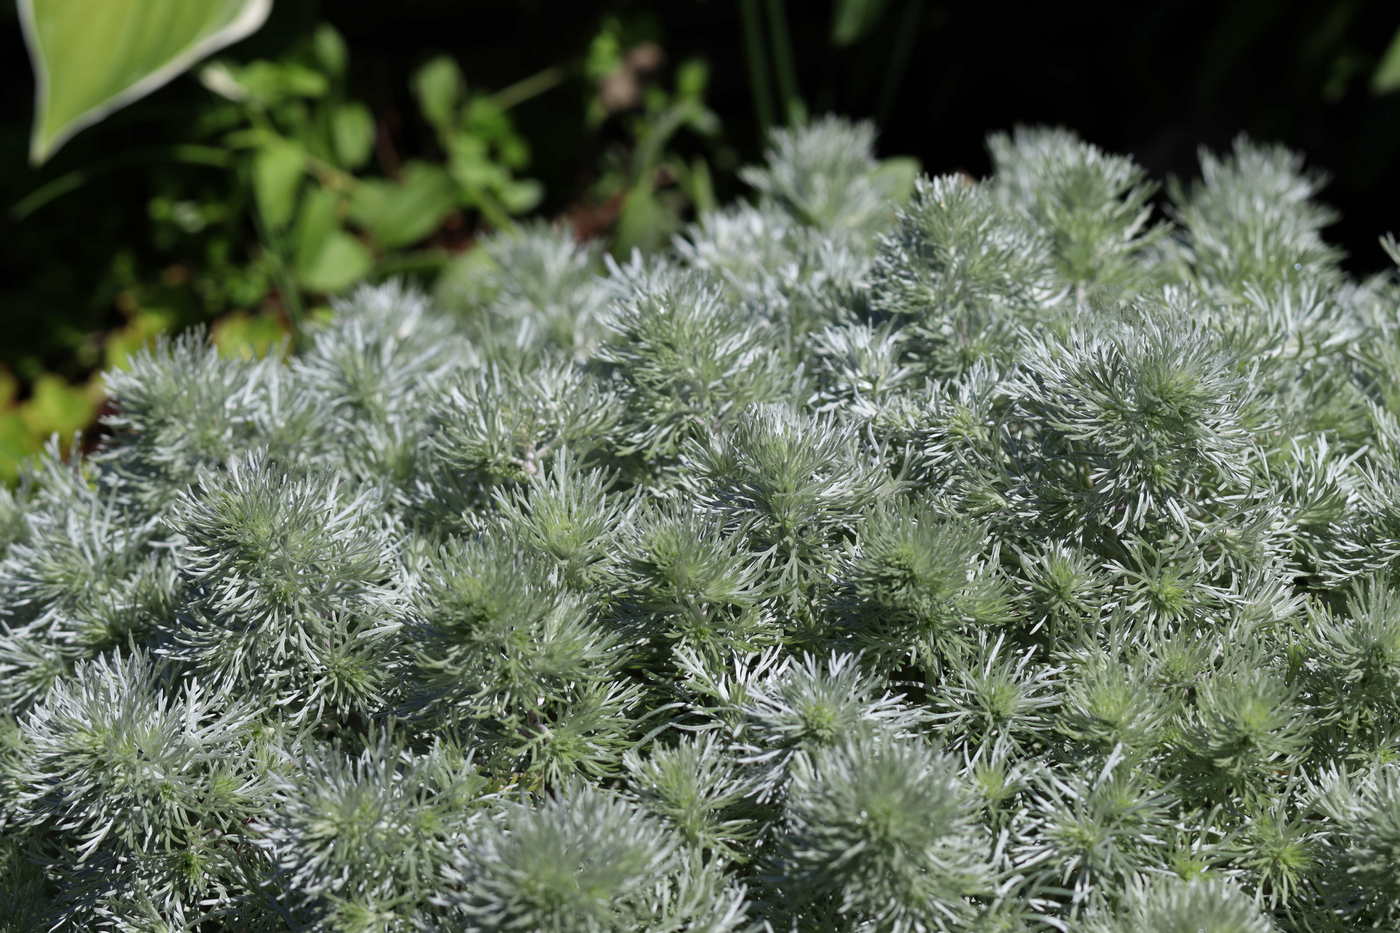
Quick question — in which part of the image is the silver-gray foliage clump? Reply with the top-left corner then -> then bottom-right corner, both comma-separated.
4,119 -> 1400,931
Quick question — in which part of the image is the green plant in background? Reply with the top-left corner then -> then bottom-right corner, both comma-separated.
197,25 -> 547,333
5,4 -> 742,485
411,53 -> 545,230
5,13 -> 552,483
578,15 -> 723,254
6,0 -> 274,483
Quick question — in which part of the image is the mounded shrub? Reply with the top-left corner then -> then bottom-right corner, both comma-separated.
3,119 -> 1399,931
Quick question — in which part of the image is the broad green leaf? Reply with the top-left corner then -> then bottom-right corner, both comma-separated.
331,102 -> 375,169
212,311 -> 288,359
20,0 -> 272,163
298,231 -> 373,294
311,24 -> 348,78
414,56 -> 463,134
348,161 -> 458,250
292,186 -> 342,274
252,139 -> 307,231
104,307 -> 177,370
613,184 -> 677,254
874,156 -> 920,203
1374,26 -> 1400,95
447,135 -> 510,192
499,178 -> 543,215
17,375 -> 100,438
434,245 -> 499,310
293,187 -> 371,293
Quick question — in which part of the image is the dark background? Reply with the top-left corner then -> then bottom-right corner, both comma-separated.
275,0 -> 1400,263
3,0 -> 1398,378
306,0 -> 1399,265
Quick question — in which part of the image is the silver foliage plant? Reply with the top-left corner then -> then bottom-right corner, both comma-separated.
3,117 -> 1400,931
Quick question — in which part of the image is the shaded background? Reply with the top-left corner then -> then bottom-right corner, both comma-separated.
280,0 -> 1400,262
2,0 -> 1399,475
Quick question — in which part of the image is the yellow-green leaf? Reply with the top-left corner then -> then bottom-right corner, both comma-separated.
212,311 -> 288,359
311,23 -> 348,78
0,413 -> 38,486
17,375 -> 101,439
413,56 -> 463,133
298,231 -> 372,294
21,0 -> 272,163
253,139 -> 307,231
1374,26 -> 1400,95
874,156 -> 920,203
292,186 -> 342,274
294,184 -> 372,291
348,161 -> 457,249
331,102 -> 375,170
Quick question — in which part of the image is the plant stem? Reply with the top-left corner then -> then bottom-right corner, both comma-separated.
740,0 -> 775,137
244,170 -> 306,350
10,145 -> 233,220
494,65 -> 568,111
877,0 -> 925,125
473,188 -> 518,234
372,248 -> 452,277
764,0 -> 805,126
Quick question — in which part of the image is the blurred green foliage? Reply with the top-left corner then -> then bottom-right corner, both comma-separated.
199,24 -> 547,320
582,16 -> 720,253
2,9 -> 730,483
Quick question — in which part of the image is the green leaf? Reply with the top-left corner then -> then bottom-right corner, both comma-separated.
293,187 -> 371,293
613,184 -> 677,254
218,60 -> 330,105
414,55 -> 463,134
831,0 -> 892,45
499,178 -> 543,215
252,139 -> 307,231
433,244 -> 498,308
446,135 -> 507,190
0,413 -> 38,485
683,157 -> 716,215
293,187 -> 343,275
202,59 -> 329,106
18,375 -> 99,439
331,102 -> 376,170
298,231 -> 373,294
348,161 -> 458,250
873,156 -> 920,203
1373,26 -> 1400,95
212,311 -> 288,359
311,23 -> 348,78
104,308 -> 177,370
20,0 -> 272,163
676,59 -> 710,101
